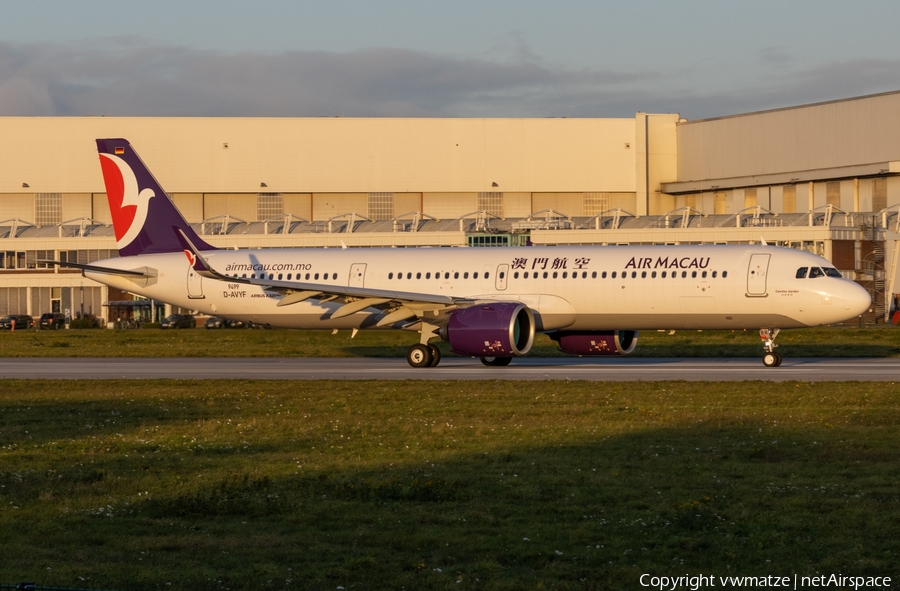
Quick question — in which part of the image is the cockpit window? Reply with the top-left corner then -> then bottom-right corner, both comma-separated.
809,267 -> 825,278
823,267 -> 842,278
796,267 -> 808,279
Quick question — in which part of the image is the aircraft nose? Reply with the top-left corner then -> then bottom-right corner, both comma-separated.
840,280 -> 872,318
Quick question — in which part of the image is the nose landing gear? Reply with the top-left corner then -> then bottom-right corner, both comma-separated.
760,328 -> 782,367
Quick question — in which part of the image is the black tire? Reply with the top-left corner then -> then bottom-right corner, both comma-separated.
407,343 -> 433,368
427,344 -> 442,367
481,356 -> 512,367
762,352 -> 779,367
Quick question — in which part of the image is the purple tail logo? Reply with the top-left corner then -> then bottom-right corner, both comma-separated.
96,139 -> 215,257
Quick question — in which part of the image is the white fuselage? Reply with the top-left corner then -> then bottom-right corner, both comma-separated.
86,244 -> 871,332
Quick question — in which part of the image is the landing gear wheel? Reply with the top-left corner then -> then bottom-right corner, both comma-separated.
481,356 -> 512,367
407,343 -> 433,368
759,328 -> 782,368
427,344 -> 442,367
762,351 -> 782,368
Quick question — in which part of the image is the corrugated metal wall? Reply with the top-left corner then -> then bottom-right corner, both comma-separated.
677,92 -> 900,181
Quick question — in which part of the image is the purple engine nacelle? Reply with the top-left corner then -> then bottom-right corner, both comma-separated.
549,330 -> 639,356
441,302 -> 535,357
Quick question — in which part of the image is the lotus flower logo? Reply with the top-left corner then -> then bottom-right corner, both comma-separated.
98,153 -> 155,251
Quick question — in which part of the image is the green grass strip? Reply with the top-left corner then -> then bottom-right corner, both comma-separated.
0,379 -> 898,589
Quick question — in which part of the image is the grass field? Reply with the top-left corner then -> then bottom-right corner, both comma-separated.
1,325 -> 899,358
0,379 -> 898,590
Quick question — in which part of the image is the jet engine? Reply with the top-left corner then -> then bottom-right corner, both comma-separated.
441,302 -> 535,357
549,330 -> 639,356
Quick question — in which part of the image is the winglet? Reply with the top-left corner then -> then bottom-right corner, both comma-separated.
176,228 -> 235,282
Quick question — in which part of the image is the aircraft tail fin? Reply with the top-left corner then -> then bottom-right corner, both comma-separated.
96,138 -> 217,257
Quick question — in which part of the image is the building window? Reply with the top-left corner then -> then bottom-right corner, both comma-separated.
583,193 -> 609,216
873,178 -> 887,211
35,193 -> 62,225
477,192 -> 503,217
714,192 -> 727,214
368,193 -> 394,221
826,182 -> 841,208
783,185 -> 796,213
257,193 -> 284,221
744,188 -> 757,209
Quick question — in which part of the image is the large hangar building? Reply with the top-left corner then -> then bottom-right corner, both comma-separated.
1,90 -> 899,324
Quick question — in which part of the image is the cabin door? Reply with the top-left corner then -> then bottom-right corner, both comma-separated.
495,264 -> 509,291
746,254 -> 770,296
349,263 -> 367,288
186,252 -> 205,299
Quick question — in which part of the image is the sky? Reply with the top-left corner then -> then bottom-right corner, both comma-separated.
2,0 -> 900,120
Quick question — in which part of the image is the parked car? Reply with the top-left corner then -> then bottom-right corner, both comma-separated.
205,316 -> 246,329
205,316 -> 225,329
0,314 -> 34,330
39,313 -> 66,330
160,314 -> 195,329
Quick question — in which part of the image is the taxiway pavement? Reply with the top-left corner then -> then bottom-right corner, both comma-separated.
0,357 -> 896,381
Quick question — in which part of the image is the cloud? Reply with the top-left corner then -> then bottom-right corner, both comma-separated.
0,39 -> 897,120
0,39 -> 655,118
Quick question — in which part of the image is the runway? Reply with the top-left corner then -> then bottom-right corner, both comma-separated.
0,357 -> 896,381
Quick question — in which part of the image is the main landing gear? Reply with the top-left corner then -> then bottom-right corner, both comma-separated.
481,356 -> 512,367
406,343 -> 442,368
759,328 -> 782,367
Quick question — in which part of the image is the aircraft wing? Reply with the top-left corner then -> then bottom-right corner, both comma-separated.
177,230 -> 473,325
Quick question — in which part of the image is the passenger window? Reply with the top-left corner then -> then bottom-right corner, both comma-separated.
523,271 -> 529,279
712,271 -> 717,278
691,271 -> 697,278
681,271 -> 687,278
661,271 -> 667,278
314,273 -> 320,280
552,271 -> 558,279
651,271 -> 657,278
631,271 -> 637,278
824,268 -> 842,278
562,271 -> 568,278
582,272 -> 587,278
474,272 -> 479,279
388,272 -> 393,279
287,274 -> 292,280
701,271 -> 707,278
543,271 -> 548,279
809,267 -> 824,278
425,272 -> 431,279
484,272 -> 489,279
416,272 -> 421,279
594,271 -> 600,278
722,271 -> 728,278
464,272 -> 469,279
611,271 -> 617,279
796,267 -> 808,279
407,272 -> 412,279
455,272 -> 460,279
641,271 -> 647,278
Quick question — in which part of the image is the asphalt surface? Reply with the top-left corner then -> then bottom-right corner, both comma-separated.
0,357 -> 897,381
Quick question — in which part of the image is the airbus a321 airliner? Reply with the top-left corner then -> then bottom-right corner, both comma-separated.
59,139 -> 871,368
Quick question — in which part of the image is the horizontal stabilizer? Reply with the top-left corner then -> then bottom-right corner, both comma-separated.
39,260 -> 156,277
